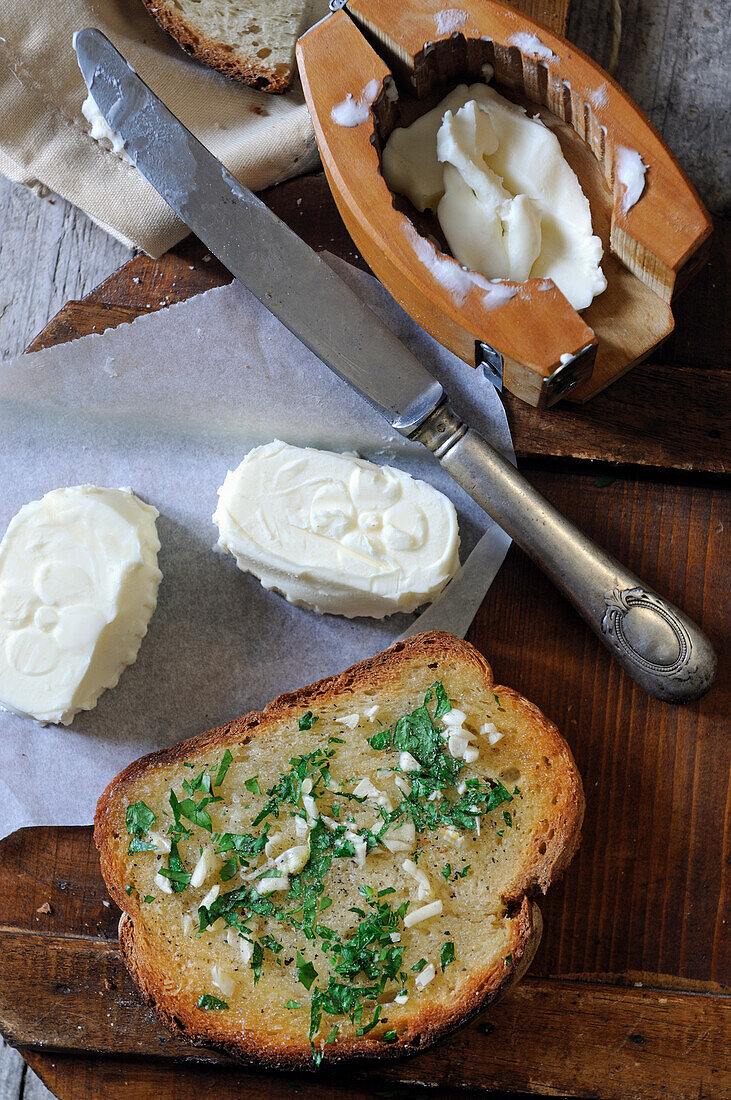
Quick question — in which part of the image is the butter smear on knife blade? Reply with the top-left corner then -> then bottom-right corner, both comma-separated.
213,441 -> 460,618
81,91 -> 132,162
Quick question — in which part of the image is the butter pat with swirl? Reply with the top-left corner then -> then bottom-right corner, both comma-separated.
0,486 -> 161,726
213,441 -> 460,618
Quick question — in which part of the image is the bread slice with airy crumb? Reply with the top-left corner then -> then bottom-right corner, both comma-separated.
95,632 -> 583,1067
139,0 -> 330,92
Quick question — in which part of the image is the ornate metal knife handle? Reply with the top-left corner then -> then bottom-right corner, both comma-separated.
411,401 -> 717,703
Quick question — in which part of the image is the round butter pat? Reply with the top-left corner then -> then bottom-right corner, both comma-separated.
213,441 -> 460,618
0,486 -> 162,726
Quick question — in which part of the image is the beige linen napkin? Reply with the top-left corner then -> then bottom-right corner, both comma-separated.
0,0 -> 327,256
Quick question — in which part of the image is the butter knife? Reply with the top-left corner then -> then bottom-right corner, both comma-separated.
74,28 -> 716,703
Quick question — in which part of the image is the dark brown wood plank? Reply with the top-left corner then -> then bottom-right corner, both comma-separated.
17,1048 -> 539,1100
659,211 -> 728,372
25,178 -> 730,475
504,363 -> 729,474
0,826 -> 118,942
469,470 -> 729,986
2,930 -> 728,1100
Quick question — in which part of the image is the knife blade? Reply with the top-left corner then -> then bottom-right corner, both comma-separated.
73,28 -> 442,436
73,29 -> 717,703
396,524 -> 510,643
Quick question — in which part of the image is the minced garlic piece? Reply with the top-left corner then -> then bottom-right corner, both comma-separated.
415,962 -> 436,989
404,899 -> 443,927
256,875 -> 289,895
402,858 -> 432,900
335,713 -> 360,728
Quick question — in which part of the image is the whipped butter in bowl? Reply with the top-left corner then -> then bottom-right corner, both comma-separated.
0,486 -> 162,725
213,441 -> 460,618
382,81 -> 607,311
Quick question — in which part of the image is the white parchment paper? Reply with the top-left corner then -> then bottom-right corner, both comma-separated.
0,257 -> 513,837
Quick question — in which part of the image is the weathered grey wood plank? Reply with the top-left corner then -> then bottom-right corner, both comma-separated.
0,1038 -> 56,1100
0,1041 -> 25,1100
568,0 -> 730,213
0,177 -> 131,362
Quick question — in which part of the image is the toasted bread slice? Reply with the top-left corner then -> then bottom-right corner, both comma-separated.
96,632 -> 583,1066
139,0 -> 330,92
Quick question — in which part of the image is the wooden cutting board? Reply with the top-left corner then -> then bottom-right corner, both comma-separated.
2,2 -> 729,1098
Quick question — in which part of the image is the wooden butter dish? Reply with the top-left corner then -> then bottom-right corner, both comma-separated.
297,0 -> 711,408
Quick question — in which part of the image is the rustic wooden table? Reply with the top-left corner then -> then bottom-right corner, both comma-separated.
0,1 -> 728,1098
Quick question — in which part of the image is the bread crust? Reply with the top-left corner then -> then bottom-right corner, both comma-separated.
96,632 -> 584,1066
118,895 -> 542,1068
139,0 -> 294,92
